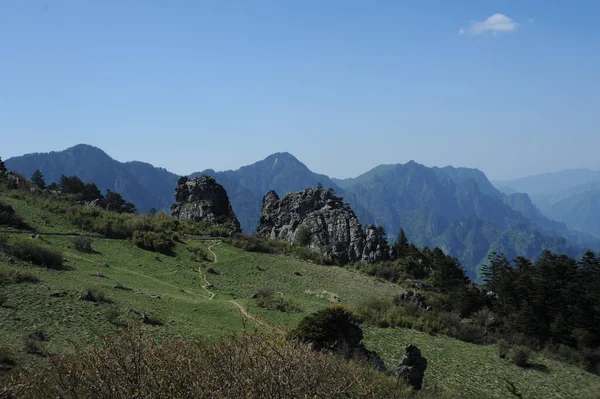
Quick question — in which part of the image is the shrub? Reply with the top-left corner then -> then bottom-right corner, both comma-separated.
142,314 -> 163,326
0,202 -> 27,228
0,346 -> 16,368
497,339 -> 510,359
6,329 -> 410,399
82,285 -> 108,302
187,243 -> 208,262
1,237 -> 63,269
24,330 -> 47,355
288,305 -> 359,347
132,230 -> 174,254
0,291 -> 7,306
0,266 -> 39,285
72,236 -> 93,252
105,308 -> 123,326
509,345 -> 531,367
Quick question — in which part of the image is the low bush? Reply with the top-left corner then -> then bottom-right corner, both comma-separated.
142,314 -> 164,326
82,285 -> 108,303
497,339 -> 510,359
254,285 -> 301,313
132,230 -> 174,254
187,243 -> 208,262
0,346 -> 16,368
1,237 -> 63,269
0,266 -> 40,285
226,234 -> 332,265
6,329 -> 411,399
0,202 -> 27,228
72,236 -> 93,253
105,308 -> 124,326
508,345 -> 531,367
0,292 -> 7,307
24,330 -> 46,355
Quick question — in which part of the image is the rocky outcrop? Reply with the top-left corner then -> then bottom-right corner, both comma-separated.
395,345 -> 428,390
256,187 -> 391,264
171,176 -> 241,234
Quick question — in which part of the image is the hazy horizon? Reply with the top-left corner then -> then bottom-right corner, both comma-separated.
2,1 -> 599,180
5,142 -> 599,183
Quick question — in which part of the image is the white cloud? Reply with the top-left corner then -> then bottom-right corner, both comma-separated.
460,13 -> 519,36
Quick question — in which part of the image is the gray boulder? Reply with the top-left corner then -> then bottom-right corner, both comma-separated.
171,175 -> 241,235
395,344 -> 428,390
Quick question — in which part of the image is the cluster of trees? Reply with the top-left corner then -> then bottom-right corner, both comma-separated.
360,226 -> 600,373
29,170 -> 137,214
482,250 -> 600,351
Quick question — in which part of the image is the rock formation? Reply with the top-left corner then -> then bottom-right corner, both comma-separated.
395,345 -> 428,390
256,187 -> 391,264
171,176 -> 241,235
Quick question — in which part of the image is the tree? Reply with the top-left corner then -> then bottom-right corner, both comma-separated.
83,183 -> 102,202
0,157 -> 6,173
47,182 -> 59,191
101,190 -> 137,214
393,228 -> 409,257
149,208 -> 158,216
30,169 -> 46,189
59,175 -> 85,195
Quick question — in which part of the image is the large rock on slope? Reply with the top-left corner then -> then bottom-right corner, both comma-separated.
256,187 -> 390,264
171,176 -> 241,234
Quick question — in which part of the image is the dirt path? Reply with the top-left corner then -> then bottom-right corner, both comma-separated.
229,299 -> 266,327
200,241 -> 273,330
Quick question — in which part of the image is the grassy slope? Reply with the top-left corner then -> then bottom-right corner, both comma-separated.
2,193 -> 600,398
365,328 -> 600,399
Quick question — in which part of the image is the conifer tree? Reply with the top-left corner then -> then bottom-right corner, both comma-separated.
31,169 -> 46,189
0,157 -> 6,173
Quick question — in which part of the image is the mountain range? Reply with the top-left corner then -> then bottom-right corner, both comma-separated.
494,170 -> 600,238
6,144 -> 598,279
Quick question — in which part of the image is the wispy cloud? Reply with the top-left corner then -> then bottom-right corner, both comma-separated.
459,13 -> 519,36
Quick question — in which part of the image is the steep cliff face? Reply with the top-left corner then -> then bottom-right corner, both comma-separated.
171,175 -> 241,234
256,187 -> 390,264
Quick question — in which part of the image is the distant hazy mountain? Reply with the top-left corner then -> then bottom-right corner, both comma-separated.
493,169 -> 600,196
5,144 -> 178,213
493,170 -> 600,238
6,145 -> 596,279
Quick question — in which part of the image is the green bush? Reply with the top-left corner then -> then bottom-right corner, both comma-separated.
132,230 -> 174,254
0,346 -> 16,368
0,202 -> 27,228
0,291 -> 7,306
509,345 -> 531,367
142,314 -> 164,326
24,330 -> 46,355
497,339 -> 510,359
72,236 -> 93,252
288,305 -> 359,346
187,243 -> 208,262
83,285 -> 108,302
1,237 -> 63,269
0,266 -> 39,285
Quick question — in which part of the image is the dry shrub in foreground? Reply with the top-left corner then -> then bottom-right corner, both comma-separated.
5,328 -> 411,399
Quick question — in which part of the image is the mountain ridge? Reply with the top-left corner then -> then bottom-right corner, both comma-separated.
6,144 -> 597,278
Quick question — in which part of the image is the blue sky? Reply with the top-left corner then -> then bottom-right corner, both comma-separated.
1,1 -> 599,180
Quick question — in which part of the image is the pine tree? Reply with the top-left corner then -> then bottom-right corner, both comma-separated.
30,169 -> 46,189
394,228 -> 409,257
0,157 -> 6,173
